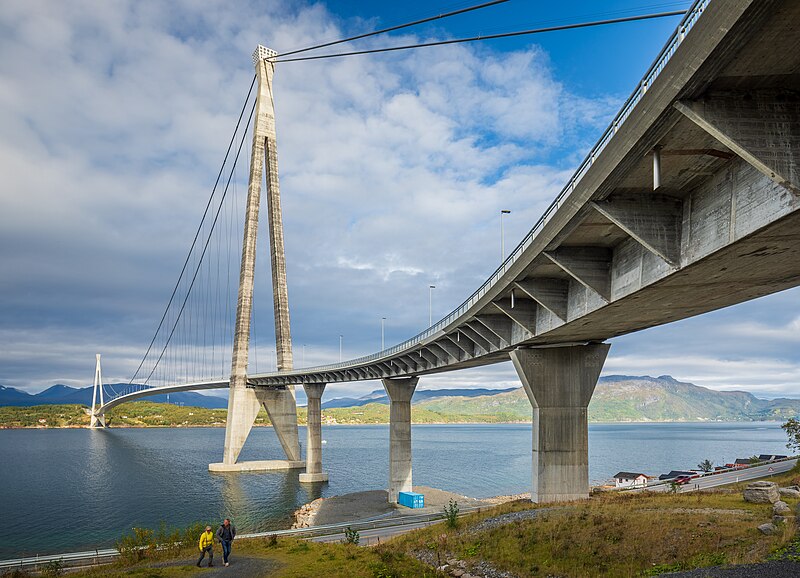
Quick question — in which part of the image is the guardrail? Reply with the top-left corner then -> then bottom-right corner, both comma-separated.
253,0 -> 712,378
0,504 -> 488,571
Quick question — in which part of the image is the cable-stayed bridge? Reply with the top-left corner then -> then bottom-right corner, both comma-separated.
91,0 -> 800,503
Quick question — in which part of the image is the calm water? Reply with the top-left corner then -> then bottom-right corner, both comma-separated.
0,422 -> 789,558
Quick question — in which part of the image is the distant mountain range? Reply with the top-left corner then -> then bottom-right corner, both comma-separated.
2,375 -> 799,422
0,384 -> 227,408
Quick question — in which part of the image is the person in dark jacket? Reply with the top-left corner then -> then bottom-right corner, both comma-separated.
216,518 -> 236,566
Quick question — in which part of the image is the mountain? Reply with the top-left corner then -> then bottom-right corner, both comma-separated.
0,383 -> 227,409
414,375 -> 800,423
321,387 -> 517,409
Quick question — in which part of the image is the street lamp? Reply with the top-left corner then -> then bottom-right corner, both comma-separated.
429,285 -> 436,327
302,344 -> 306,367
501,209 -> 511,260
339,335 -> 343,362
381,317 -> 386,351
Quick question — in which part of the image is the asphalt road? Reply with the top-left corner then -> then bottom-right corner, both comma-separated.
646,459 -> 798,493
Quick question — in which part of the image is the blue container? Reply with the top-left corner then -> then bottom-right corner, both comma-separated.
398,491 -> 425,509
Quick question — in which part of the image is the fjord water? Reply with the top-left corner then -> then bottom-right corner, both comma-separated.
1,422 -> 789,558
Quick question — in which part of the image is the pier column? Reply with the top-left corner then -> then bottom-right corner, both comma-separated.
382,377 -> 418,504
299,383 -> 328,483
510,343 -> 610,503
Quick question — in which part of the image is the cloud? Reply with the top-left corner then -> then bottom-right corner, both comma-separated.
1,0 -> 797,400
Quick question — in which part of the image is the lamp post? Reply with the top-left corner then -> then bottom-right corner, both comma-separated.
381,317 -> 386,351
428,285 -> 436,327
501,209 -> 511,260
302,344 -> 306,367
339,335 -> 343,362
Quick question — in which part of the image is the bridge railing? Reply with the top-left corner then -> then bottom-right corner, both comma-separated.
262,0 -> 711,376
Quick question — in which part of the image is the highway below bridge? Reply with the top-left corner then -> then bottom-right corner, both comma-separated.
94,0 -> 800,506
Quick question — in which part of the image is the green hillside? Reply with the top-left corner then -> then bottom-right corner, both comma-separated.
2,376 -> 799,427
417,375 -> 800,423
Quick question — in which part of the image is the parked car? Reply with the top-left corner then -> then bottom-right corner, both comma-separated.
674,475 -> 692,485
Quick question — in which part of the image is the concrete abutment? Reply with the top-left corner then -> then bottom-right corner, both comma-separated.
510,343 -> 610,503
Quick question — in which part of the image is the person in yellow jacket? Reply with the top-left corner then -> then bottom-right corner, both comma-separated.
197,525 -> 215,567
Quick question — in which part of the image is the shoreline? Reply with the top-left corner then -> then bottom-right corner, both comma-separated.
0,418 -> 790,430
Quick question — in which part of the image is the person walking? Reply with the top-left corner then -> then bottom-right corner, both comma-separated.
216,518 -> 236,567
197,525 -> 215,567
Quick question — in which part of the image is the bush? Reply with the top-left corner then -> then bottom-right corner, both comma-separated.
344,526 -> 360,545
443,499 -> 459,529
40,560 -> 63,578
116,527 -> 155,563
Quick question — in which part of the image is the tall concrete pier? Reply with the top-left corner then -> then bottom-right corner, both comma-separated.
511,344 -> 610,503
210,45 -> 301,472
299,383 -> 328,483
382,377 -> 418,503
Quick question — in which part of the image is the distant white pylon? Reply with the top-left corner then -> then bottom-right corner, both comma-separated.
89,354 -> 106,428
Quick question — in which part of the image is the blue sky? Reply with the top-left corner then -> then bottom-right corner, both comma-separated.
0,0 -> 798,400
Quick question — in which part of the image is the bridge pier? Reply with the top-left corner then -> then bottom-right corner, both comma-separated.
382,377 -> 418,504
510,343 -> 610,503
299,383 -> 328,483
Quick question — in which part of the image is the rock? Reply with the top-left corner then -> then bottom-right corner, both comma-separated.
774,501 -> 791,515
446,559 -> 459,566
450,570 -> 465,577
773,515 -> 788,525
758,522 -> 777,535
779,487 -> 800,499
743,481 -> 780,504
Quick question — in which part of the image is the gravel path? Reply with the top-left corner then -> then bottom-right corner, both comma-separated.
659,560 -> 800,577
146,556 -> 281,576
469,507 -> 552,533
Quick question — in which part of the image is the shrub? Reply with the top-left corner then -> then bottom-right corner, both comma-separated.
40,560 -> 63,578
443,499 -> 460,529
345,526 -> 360,545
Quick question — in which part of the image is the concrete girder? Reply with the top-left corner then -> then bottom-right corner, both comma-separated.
429,342 -> 456,364
419,348 -> 440,367
674,91 -> 800,195
491,298 -> 537,335
591,195 -> 684,267
444,332 -> 474,357
476,314 -> 513,345
465,321 -> 500,350
459,325 -> 492,353
399,355 -> 419,373
435,339 -> 463,362
514,278 -> 569,321
544,247 -> 613,302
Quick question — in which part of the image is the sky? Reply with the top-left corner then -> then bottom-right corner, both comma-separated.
0,0 -> 798,401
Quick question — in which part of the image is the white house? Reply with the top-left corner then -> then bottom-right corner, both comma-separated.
613,472 -> 649,488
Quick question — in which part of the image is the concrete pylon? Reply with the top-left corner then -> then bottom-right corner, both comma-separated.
510,343 -> 610,503
382,377 -> 418,503
89,354 -> 106,429
299,383 -> 328,483
210,45 -> 301,473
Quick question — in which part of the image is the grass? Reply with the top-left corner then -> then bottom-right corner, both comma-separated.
58,536 -> 433,578
11,465 -> 800,578
390,469 -> 800,577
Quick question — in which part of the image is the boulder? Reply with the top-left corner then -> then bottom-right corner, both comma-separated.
758,522 -> 777,535
774,500 -> 791,515
743,481 -> 779,504
773,515 -> 788,525
779,487 -> 800,499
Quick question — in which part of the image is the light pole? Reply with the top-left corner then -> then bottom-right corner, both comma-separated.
428,285 -> 436,327
339,335 -> 343,362
381,317 -> 386,350
302,344 -> 306,367
501,209 -> 511,260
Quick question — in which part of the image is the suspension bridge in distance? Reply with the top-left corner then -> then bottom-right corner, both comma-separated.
90,0 -> 800,504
